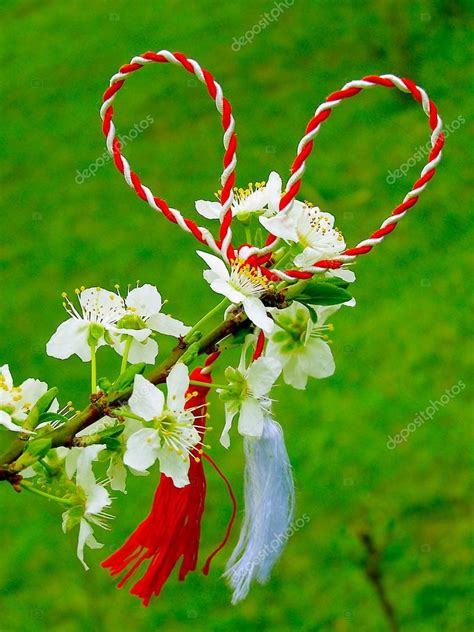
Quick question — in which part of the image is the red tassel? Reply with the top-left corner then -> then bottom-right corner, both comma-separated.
102,367 -> 211,606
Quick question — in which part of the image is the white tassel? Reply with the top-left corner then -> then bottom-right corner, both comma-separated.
224,414 -> 295,604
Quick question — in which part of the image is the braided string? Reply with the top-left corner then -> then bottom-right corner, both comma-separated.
100,50 -> 237,262
254,74 -> 444,280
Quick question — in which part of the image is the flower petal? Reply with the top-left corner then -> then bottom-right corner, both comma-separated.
65,448 -> 80,480
79,288 -> 126,325
147,312 -> 191,337
77,518 -> 103,571
46,318 -> 95,362
15,378 -> 48,417
196,250 -> 230,280
112,326 -> 152,343
195,200 -> 223,220
210,279 -> 246,304
85,481 -> 111,516
221,405 -> 236,449
166,363 -> 189,411
0,410 -> 33,434
0,365 -> 13,390
157,447 -> 190,488
265,171 -> 283,214
247,356 -> 281,396
124,428 -> 161,472
282,354 -> 309,390
260,212 -> 298,242
126,284 -> 162,319
129,375 -> 164,421
243,297 -> 274,334
238,398 -> 265,439
108,457 -> 128,493
235,188 -> 268,214
329,268 -> 356,283
76,445 -> 106,490
300,338 -> 335,379
126,337 -> 159,365
315,304 -> 341,326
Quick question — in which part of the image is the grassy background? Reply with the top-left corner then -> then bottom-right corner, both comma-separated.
0,1 -> 472,630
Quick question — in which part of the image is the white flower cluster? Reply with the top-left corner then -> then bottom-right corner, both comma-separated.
47,284 -> 190,365
0,176 -> 357,577
196,171 -> 347,269
10,362 -> 203,569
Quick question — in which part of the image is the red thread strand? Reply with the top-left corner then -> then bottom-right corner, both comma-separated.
201,453 -> 237,576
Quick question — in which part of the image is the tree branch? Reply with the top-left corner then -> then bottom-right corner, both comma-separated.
358,530 -> 400,632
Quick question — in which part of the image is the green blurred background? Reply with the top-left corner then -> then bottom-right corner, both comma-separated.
0,1 -> 472,630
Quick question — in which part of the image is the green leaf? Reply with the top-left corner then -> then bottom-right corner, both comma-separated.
111,363 -> 146,392
180,341 -> 201,365
26,438 -> 52,458
98,377 -> 112,393
35,388 -> 59,414
38,412 -> 70,425
325,276 -> 351,289
102,437 -> 121,451
254,228 -> 264,248
13,437 -> 53,471
296,281 -> 353,306
97,424 -> 125,440
21,387 -> 59,432
306,304 -> 319,323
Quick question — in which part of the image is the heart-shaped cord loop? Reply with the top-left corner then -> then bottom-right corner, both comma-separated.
258,74 -> 444,280
100,50 -> 237,262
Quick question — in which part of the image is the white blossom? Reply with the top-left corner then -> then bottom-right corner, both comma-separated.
261,203 -> 346,268
62,445 -> 112,571
195,172 -> 282,221
46,287 -> 143,362
123,365 -> 200,488
197,251 -> 274,334
112,284 -> 191,365
219,343 -> 281,448
0,364 -> 48,433
266,302 -> 343,390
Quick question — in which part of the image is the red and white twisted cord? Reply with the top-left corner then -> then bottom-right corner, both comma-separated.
101,55 -> 443,282
100,50 -> 237,262
249,74 -> 444,281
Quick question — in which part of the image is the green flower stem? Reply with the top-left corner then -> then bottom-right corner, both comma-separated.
272,317 -> 297,336
120,335 -> 133,374
273,249 -> 293,270
39,458 -> 55,477
20,480 -> 73,506
189,379 -> 229,390
245,226 -> 252,244
90,344 -> 97,394
285,278 -> 311,300
185,298 -> 229,342
116,410 -> 145,423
